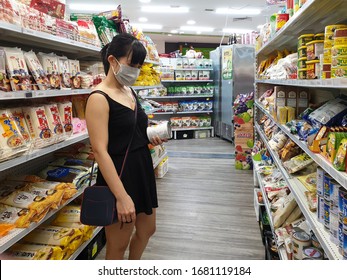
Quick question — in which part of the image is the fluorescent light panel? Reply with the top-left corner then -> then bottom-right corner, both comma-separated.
139,17 -> 148,22
180,26 -> 214,32
187,20 -> 196,25
139,0 -> 151,3
69,3 -> 115,12
132,23 -> 163,30
141,6 -> 189,13
216,8 -> 261,15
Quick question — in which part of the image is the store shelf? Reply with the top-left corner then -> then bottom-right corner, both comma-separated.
142,95 -> 214,100
0,89 -> 91,100
0,133 -> 89,173
153,111 -> 213,115
0,22 -> 101,57
69,227 -> 103,260
172,126 -> 214,132
153,151 -> 168,169
255,101 -> 347,188
0,182 -> 92,254
256,79 -> 347,89
133,85 -> 163,90
161,80 -> 213,83
163,68 -> 213,71
256,0 -> 347,58
144,60 -> 160,66
255,124 -> 342,260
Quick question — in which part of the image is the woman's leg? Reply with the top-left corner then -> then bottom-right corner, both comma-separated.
104,222 -> 135,260
128,209 -> 156,260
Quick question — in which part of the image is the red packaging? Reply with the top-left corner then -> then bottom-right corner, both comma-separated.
30,0 -> 65,19
276,13 -> 289,31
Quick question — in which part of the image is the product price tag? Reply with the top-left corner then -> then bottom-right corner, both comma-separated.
35,91 -> 45,97
92,241 -> 98,257
25,92 -> 33,98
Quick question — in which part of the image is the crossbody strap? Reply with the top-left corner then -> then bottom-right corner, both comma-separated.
88,89 -> 138,186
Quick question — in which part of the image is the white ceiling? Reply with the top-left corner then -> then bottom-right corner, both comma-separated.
66,0 -> 283,44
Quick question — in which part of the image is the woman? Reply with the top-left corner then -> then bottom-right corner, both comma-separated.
85,33 -> 165,260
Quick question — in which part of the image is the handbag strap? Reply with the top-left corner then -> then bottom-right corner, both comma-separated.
88,89 -> 138,186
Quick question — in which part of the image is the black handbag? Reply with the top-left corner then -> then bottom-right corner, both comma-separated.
80,91 -> 138,226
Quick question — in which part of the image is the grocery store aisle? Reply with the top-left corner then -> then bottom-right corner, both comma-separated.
97,138 -> 264,260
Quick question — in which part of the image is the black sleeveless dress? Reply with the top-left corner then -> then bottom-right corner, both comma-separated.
90,89 -> 158,216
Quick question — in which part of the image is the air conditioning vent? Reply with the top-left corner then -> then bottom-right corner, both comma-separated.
205,8 -> 214,12
233,17 -> 252,22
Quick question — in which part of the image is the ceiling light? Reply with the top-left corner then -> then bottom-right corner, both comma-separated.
69,3 -> 115,12
141,6 -> 189,13
187,20 -> 196,25
179,31 -> 185,34
132,23 -> 163,30
180,26 -> 214,32
171,30 -> 178,34
216,8 -> 261,15
139,17 -> 148,22
222,28 -> 253,33
168,34 -> 173,37
139,0 -> 151,3
196,31 -> 202,35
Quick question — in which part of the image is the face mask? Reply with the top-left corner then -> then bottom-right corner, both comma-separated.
112,59 -> 140,86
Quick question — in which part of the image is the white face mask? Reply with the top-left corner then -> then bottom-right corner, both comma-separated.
112,59 -> 140,86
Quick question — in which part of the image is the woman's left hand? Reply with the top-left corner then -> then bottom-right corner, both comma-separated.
151,135 -> 168,146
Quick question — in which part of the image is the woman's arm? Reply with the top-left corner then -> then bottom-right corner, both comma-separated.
86,94 -> 136,223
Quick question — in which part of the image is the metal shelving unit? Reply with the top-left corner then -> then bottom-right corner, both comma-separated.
0,183 -> 91,254
0,133 -> 89,173
68,227 -> 103,260
0,89 -> 91,100
141,95 -> 214,100
256,79 -> 347,89
153,110 -> 213,115
161,80 -> 213,83
255,101 -> 347,188
132,85 -> 163,90
255,124 -> 342,260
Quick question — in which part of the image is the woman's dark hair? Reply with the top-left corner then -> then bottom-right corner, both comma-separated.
101,33 -> 147,74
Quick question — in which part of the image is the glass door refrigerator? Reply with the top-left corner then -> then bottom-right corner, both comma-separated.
210,45 -> 255,141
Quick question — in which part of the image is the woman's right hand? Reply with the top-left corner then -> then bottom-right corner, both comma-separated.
116,194 -> 136,224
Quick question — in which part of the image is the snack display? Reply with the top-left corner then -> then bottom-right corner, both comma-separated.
24,51 -> 50,90
44,103 -> 66,143
37,53 -> 60,89
58,102 -> 73,136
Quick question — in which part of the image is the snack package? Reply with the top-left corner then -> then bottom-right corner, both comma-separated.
4,47 -> 32,91
48,158 -> 94,172
44,103 -> 66,143
9,108 -> 32,145
57,56 -> 71,89
279,139 -> 301,162
30,0 -> 65,19
0,203 -> 35,228
0,109 -> 29,161
297,173 -> 317,193
333,138 -> 347,171
0,49 -> 11,92
283,153 -> 314,174
6,243 -> 64,260
58,102 -> 73,137
268,131 -> 288,152
24,51 -> 50,90
273,193 -> 297,228
23,106 -> 55,148
305,191 -> 317,212
170,117 -> 182,128
37,53 -> 61,89
77,20 -> 100,46
69,60 -> 81,89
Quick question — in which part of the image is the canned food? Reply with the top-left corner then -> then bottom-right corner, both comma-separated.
315,33 -> 325,41
343,193 -> 347,226
332,45 -> 347,57
335,37 -> 347,46
298,46 -> 307,58
306,40 -> 324,60
298,57 -> 307,68
325,24 -> 347,34
324,174 -> 333,200
303,247 -> 323,260
324,48 -> 331,57
317,195 -> 325,224
306,60 -> 320,79
334,28 -> 347,38
321,71 -> 331,79
293,231 -> 311,260
324,198 -> 330,230
325,33 -> 334,41
331,55 -> 347,67
298,34 -> 314,47
344,229 -> 347,259
339,220 -> 344,255
316,168 -> 325,196
332,66 -> 347,78
298,68 -> 307,79
322,64 -> 331,71
324,39 -> 334,49
339,188 -> 347,213
330,211 -> 339,245
330,180 -> 340,208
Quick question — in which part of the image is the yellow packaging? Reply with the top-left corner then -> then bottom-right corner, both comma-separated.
325,24 -> 347,34
334,37 -> 347,46
277,107 -> 288,125
324,39 -> 333,49
321,71 -> 331,79
286,107 -> 296,122
298,68 -> 307,79
298,46 -> 307,58
333,138 -> 347,171
327,133 -> 337,163
331,55 -> 347,67
298,34 -> 314,47
332,66 -> 347,78
325,32 -> 334,41
306,60 -> 320,79
324,48 -> 331,57
315,33 -> 325,41
332,45 -> 347,56
8,244 -> 64,260
298,173 -> 317,193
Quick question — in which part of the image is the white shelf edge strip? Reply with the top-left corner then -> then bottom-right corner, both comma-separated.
153,152 -> 168,169
0,89 -> 91,100
172,127 -> 213,131
69,227 -> 103,260
0,133 -> 89,172
255,124 -> 341,260
161,68 -> 214,71
153,111 -> 213,115
142,95 -> 214,99
161,80 -> 213,83
133,85 -> 163,90
256,79 -> 347,89
0,182 -> 92,253
255,101 -> 347,188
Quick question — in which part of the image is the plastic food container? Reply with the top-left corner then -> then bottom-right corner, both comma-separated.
332,66 -> 347,78
332,45 -> 347,56
334,37 -> 347,46
324,39 -> 334,49
321,64 -> 332,79
298,34 -> 314,47
306,40 -> 324,60
298,68 -> 307,79
334,28 -> 347,38
298,57 -> 307,68
298,46 -> 307,58
293,231 -> 311,260
302,247 -> 323,260
325,24 -> 347,34
306,60 -> 320,79
314,33 -> 325,41
332,56 -> 347,67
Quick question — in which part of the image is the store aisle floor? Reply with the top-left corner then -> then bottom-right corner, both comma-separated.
96,138 -> 264,260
